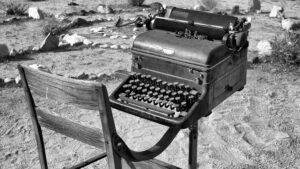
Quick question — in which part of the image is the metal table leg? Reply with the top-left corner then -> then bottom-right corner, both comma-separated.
188,121 -> 198,169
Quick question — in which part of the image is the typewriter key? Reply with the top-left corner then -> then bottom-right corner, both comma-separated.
138,95 -> 144,101
156,79 -> 162,86
153,92 -> 158,98
175,104 -> 180,112
160,100 -> 167,107
158,94 -> 164,100
139,83 -> 145,88
129,80 -> 135,84
125,90 -> 131,96
134,79 -> 140,84
175,97 -> 181,104
169,97 -> 175,103
147,91 -> 153,97
190,90 -> 199,99
181,101 -> 187,111
164,95 -> 169,101
155,87 -> 160,93
184,85 -> 191,91
171,92 -> 177,97
178,83 -> 185,90
133,94 -> 140,100
136,87 -> 142,93
167,83 -> 173,90
142,89 -> 147,94
143,95 -> 150,102
177,90 -> 183,97
146,75 -> 152,83
151,77 -> 157,84
131,85 -> 137,92
140,74 -> 146,82
135,73 -> 141,78
188,95 -> 195,105
160,89 -> 166,95
183,91 -> 189,100
130,92 -> 136,98
161,81 -> 167,87
144,83 -> 150,89
149,86 -> 155,91
173,82 -> 179,90
155,100 -> 162,106
166,90 -> 172,96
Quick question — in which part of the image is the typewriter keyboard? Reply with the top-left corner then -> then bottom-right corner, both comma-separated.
115,73 -> 201,118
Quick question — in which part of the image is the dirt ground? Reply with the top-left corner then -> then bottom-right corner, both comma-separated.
1,0 -> 300,169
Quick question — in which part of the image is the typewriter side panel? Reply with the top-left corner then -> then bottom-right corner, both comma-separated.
209,48 -> 248,110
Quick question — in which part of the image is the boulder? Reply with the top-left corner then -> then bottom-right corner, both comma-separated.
257,40 -> 272,56
62,33 -> 88,46
39,33 -> 59,51
282,18 -> 300,31
96,4 -> 114,14
0,44 -> 9,58
28,7 -> 44,19
269,6 -> 284,18
248,0 -> 261,12
231,5 -> 240,15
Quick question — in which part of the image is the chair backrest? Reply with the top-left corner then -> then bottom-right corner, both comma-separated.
19,65 -> 106,110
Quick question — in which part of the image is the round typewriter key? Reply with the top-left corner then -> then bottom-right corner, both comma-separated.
147,91 -> 153,97
181,101 -> 187,111
160,89 -> 166,95
173,82 -> 179,89
166,90 -> 172,96
188,95 -> 195,105
169,97 -> 175,103
156,79 -> 162,86
171,92 -> 177,97
135,73 -> 141,78
149,86 -> 155,90
143,95 -> 150,102
160,100 -> 167,107
146,75 -> 152,83
165,102 -> 170,108
184,85 -> 191,91
153,92 -> 158,98
175,104 -> 180,112
175,97 -> 181,104
134,79 -> 140,84
167,83 -> 173,90
164,95 -> 169,101
144,83 -> 150,89
142,89 -> 147,94
178,83 -> 185,90
158,94 -> 164,100
190,90 -> 199,100
125,90 -> 131,96
130,92 -> 136,98
161,81 -> 167,87
155,87 -> 160,93
139,83 -> 145,88
136,87 -> 142,93
131,85 -> 137,92
134,94 -> 140,100
183,91 -> 189,100
138,94 -> 144,101
151,77 -> 157,84
156,100 -> 162,106
177,90 -> 183,97
129,80 -> 135,84
140,74 -> 146,82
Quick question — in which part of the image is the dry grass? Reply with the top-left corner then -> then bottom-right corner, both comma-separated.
267,32 -> 300,70
5,2 -> 28,16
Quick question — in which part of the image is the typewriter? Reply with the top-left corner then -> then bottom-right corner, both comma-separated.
110,6 -> 250,128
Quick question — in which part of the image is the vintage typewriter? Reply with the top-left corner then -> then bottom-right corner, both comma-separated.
110,6 -> 250,128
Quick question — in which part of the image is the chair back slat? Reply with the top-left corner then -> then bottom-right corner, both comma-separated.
21,65 -> 103,110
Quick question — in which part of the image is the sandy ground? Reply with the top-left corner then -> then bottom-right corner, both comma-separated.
1,0 -> 300,169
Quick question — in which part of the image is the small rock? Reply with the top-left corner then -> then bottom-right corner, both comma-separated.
96,4 -> 114,14
106,17 -> 113,21
248,0 -> 261,12
77,72 -> 89,80
150,2 -> 163,11
68,2 -> 79,6
83,39 -> 93,46
129,17 -> 136,21
100,44 -> 109,48
269,6 -> 284,18
252,56 -> 260,64
4,78 -> 14,84
0,44 -> 9,58
9,48 -> 18,57
193,4 -> 208,11
5,17 -> 16,22
90,27 -> 104,33
5,153 -> 12,160
32,47 -> 40,52
29,64 -> 51,73
231,5 -> 240,15
89,74 -> 98,80
92,42 -> 101,47
103,34 -> 108,37
62,33 -> 88,46
132,27 -> 139,32
282,18 -> 300,31
28,7 -> 44,19
110,44 -> 120,49
120,44 -> 130,50
257,40 -> 272,56
121,35 -> 129,39
132,35 -> 137,40
39,33 -> 59,52
110,35 -> 119,39
15,75 -> 21,85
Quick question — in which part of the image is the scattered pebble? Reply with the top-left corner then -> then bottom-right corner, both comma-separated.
269,6 -> 284,18
83,39 -> 93,46
121,35 -> 129,39
4,77 -> 14,84
100,44 -> 109,48
15,75 -> 21,85
110,44 -> 120,49
132,35 -> 137,40
90,27 -> 104,33
133,27 -> 139,32
257,40 -> 272,56
9,48 -> 18,57
110,35 -> 119,39
120,44 -> 130,50
96,4 -> 114,14
89,74 -> 98,80
103,34 -> 108,37
106,17 -> 113,21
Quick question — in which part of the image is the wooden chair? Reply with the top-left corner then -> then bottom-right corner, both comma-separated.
18,65 -> 183,169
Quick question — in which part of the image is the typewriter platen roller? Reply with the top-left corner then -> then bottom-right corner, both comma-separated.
110,7 -> 249,128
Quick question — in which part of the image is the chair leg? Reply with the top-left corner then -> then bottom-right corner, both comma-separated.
188,121 -> 198,169
18,66 -> 48,169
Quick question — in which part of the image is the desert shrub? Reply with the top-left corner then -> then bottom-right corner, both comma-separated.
5,2 -> 28,16
199,0 -> 217,10
267,32 -> 300,69
42,19 -> 67,36
127,0 -> 145,6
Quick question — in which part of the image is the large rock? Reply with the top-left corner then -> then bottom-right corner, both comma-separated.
282,18 -> 300,31
28,7 -> 44,19
248,0 -> 261,12
0,44 -> 9,58
257,40 -> 272,56
62,33 -> 89,46
39,33 -> 59,51
269,6 -> 284,18
96,4 -> 114,14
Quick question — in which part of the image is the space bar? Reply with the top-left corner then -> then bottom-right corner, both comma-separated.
119,94 -> 175,116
